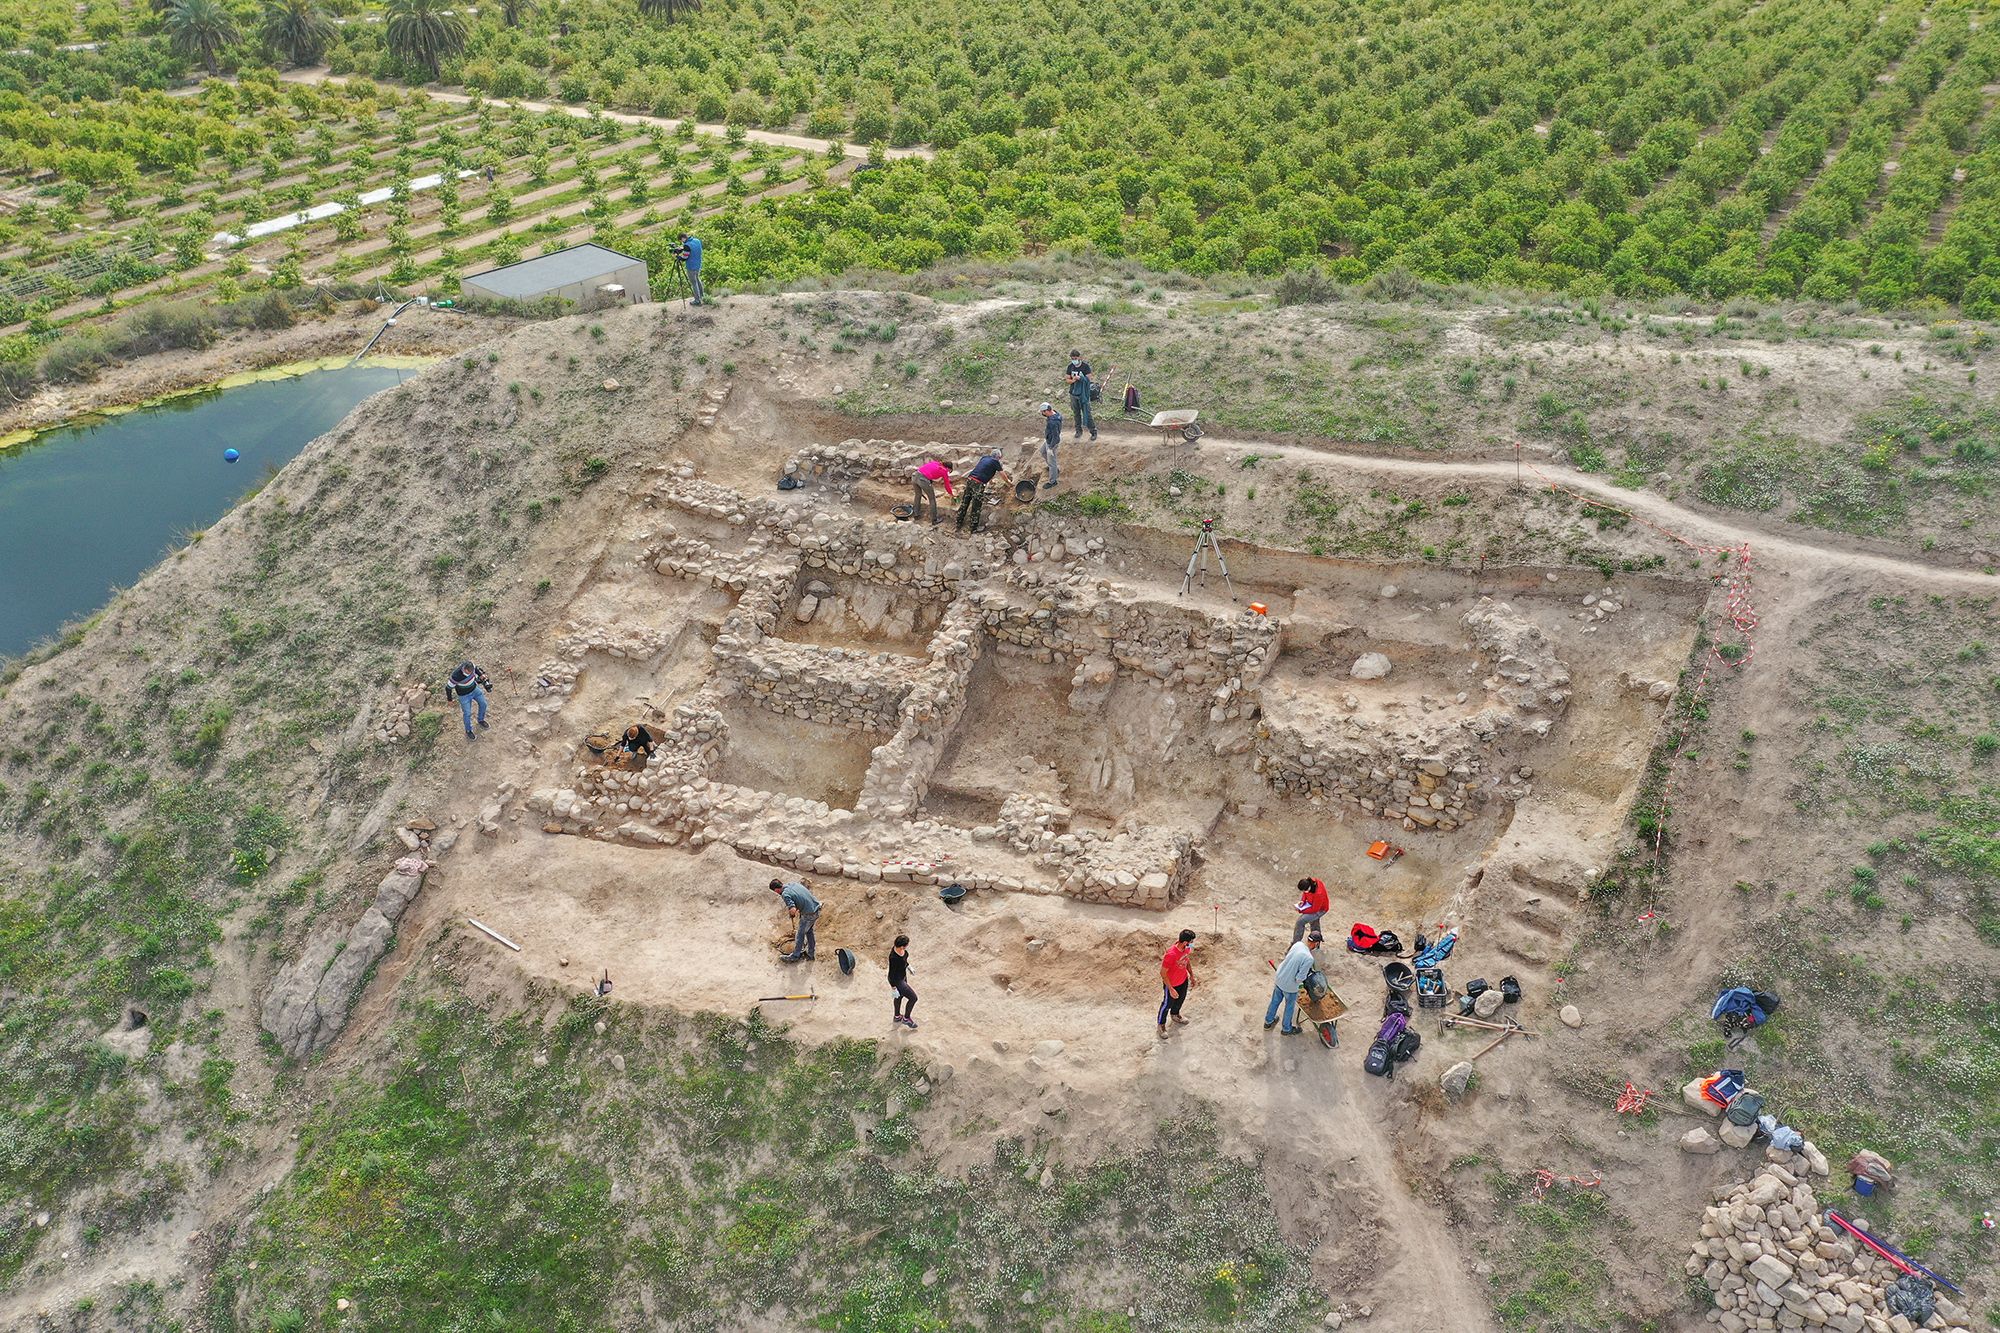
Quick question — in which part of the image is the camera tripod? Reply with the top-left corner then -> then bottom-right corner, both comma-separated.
657,259 -> 692,304
1178,518 -> 1235,600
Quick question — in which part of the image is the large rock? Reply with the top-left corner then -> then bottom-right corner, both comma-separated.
1718,1118 -> 1758,1149
1684,1078 -> 1723,1115
261,864 -> 427,1058
1440,1061 -> 1475,1097
1682,1128 -> 1722,1155
1559,1004 -> 1582,1028
1474,990 -> 1503,1018
1349,652 -> 1393,681
1748,1254 -> 1795,1289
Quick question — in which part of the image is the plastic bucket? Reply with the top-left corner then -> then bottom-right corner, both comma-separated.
1853,1177 -> 1876,1197
938,883 -> 967,904
1383,961 -> 1414,993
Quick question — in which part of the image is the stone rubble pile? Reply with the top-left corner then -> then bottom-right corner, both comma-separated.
1684,1163 -> 1973,1332
371,681 -> 436,743
1465,599 -> 1572,713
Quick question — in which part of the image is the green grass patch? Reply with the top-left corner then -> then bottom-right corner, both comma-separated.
221,980 -> 1327,1330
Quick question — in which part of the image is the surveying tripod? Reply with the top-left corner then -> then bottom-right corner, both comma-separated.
657,259 -> 693,304
1178,517 -> 1236,600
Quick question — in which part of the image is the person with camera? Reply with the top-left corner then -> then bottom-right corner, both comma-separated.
1064,349 -> 1098,442
444,660 -> 492,741
673,231 -> 704,306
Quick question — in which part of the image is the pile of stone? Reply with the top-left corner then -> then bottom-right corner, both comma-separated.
1465,598 -> 1572,712
371,681 -> 437,743
1683,1164 -> 1973,1332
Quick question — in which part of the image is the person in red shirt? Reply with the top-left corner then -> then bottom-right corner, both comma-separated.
1293,877 -> 1330,942
1157,928 -> 1197,1039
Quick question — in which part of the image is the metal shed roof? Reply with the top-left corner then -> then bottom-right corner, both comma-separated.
462,243 -> 644,299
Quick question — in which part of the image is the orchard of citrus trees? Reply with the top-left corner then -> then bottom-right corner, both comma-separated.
7,0 -> 2000,343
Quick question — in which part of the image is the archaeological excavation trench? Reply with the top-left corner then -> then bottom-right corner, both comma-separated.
498,435 -> 1711,961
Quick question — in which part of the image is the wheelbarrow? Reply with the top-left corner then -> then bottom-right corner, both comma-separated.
1147,409 -> 1205,444
1269,958 -> 1347,1049
1299,986 -> 1347,1049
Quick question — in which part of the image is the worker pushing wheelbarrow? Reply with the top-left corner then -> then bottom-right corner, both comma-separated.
1270,956 -> 1347,1048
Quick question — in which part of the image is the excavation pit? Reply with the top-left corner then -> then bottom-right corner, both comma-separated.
925,653 -> 1237,834
777,569 -> 948,656
524,449 -> 1709,923
710,700 -> 883,810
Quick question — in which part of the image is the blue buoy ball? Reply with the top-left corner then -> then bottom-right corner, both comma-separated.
223,448 -> 240,463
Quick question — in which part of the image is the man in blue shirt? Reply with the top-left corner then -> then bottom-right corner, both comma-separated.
953,451 -> 1011,534
675,232 -> 704,306
770,877 -> 820,961
1264,931 -> 1320,1034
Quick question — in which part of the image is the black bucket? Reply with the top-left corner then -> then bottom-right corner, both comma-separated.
1383,961 -> 1415,993
1014,479 -> 1037,503
939,883 -> 967,904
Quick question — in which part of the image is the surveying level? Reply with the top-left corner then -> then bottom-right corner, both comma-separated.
1178,517 -> 1236,600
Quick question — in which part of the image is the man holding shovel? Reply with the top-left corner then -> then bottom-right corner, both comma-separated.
770,877 -> 820,962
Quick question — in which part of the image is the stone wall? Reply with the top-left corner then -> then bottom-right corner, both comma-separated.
715,636 -> 920,733
977,579 -> 1280,695
854,599 -> 985,818
1253,728 -> 1484,832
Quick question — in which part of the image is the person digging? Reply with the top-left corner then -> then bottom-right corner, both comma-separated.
912,457 -> 953,525
770,877 -> 820,962
953,451 -> 1010,535
1264,931 -> 1320,1035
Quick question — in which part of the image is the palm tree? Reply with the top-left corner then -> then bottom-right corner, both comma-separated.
260,0 -> 334,66
637,0 -> 701,22
497,0 -> 535,26
385,0 -> 467,82
164,0 -> 241,75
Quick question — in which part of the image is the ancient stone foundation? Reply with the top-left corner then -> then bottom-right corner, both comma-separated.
515,443 -> 1579,910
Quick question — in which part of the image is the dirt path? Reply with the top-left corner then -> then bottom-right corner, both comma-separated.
1105,426 -> 2000,589
275,69 -> 934,162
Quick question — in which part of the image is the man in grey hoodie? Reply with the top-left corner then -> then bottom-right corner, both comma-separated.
1263,932 -> 1320,1035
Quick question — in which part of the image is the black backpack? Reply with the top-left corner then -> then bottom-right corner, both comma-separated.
1364,1040 -> 1393,1077
1390,1029 -> 1421,1065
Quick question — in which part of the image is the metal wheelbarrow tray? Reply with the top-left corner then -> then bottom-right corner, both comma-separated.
1147,409 -> 1205,443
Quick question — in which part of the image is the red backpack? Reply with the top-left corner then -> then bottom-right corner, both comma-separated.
1349,922 -> 1380,951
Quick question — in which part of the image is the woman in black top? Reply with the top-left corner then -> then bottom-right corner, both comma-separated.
618,723 -> 657,756
888,935 -> 917,1029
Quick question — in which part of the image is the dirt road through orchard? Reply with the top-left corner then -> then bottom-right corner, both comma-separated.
269,69 -> 936,162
